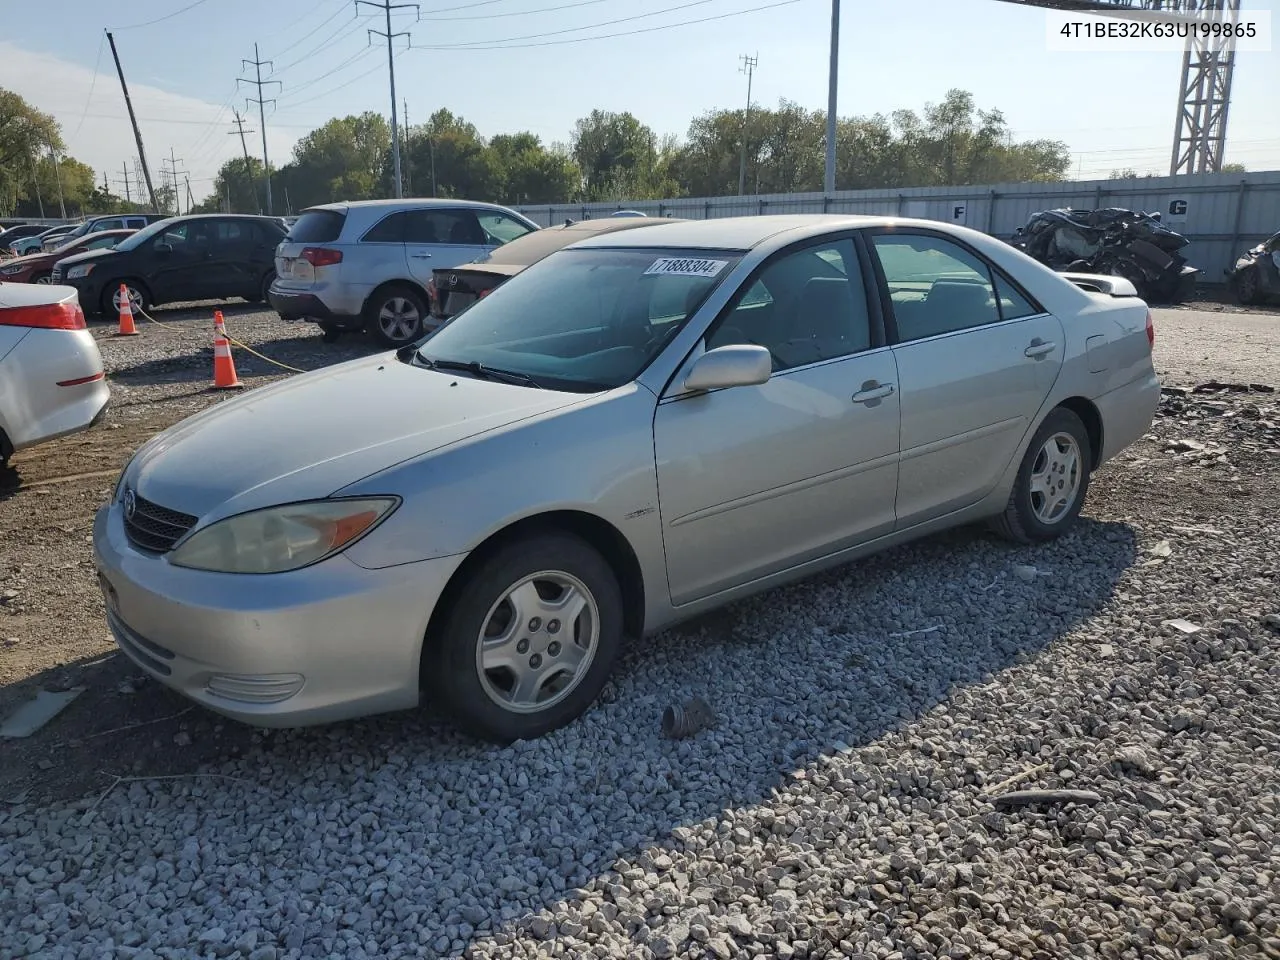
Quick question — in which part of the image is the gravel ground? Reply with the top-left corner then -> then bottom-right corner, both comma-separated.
0,299 -> 1278,960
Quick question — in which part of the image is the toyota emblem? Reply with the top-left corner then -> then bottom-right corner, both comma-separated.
123,487 -> 137,521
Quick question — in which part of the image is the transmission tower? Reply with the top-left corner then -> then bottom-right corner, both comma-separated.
358,0 -> 420,199
239,43 -> 281,214
161,148 -> 187,215
738,53 -> 758,197
988,0 -> 1244,176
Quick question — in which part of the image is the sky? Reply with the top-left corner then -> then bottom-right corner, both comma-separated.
2,0 -> 1277,210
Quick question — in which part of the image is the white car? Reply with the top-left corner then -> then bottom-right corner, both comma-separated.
0,282 -> 110,468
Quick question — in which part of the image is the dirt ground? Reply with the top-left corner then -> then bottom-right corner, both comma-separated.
0,296 -> 1277,806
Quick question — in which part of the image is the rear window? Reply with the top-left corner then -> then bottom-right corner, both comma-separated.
287,210 -> 346,243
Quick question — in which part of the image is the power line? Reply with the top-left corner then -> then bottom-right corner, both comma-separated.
422,0 -> 611,20
269,51 -> 393,113
421,0 -> 721,48
239,43 -> 282,215
274,47 -> 376,100
268,9 -> 367,77
414,0 -> 808,50
357,0 -> 420,199
69,34 -> 106,141
109,0 -> 212,30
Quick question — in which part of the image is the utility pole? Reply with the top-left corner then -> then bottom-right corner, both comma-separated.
185,176 -> 195,214
239,43 -> 280,214
403,98 -> 412,195
49,145 -> 68,218
105,31 -> 160,212
161,148 -> 187,215
823,0 -> 839,194
737,53 -> 758,197
358,0 -> 420,199
228,109 -> 261,214
116,163 -> 132,204
28,148 -> 45,219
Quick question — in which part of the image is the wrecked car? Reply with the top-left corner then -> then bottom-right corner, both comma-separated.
1009,206 -> 1199,304
1226,230 -> 1280,305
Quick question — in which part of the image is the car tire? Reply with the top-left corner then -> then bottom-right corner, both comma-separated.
990,407 -> 1092,545
318,322 -> 343,343
252,271 -> 275,304
1233,265 -> 1263,305
99,280 -> 148,319
365,284 -> 427,348
31,272 -> 52,285
425,532 -> 625,743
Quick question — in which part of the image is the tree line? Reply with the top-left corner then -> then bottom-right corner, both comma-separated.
4,85 -> 1104,220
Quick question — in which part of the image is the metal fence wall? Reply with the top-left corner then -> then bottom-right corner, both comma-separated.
516,170 -> 1280,285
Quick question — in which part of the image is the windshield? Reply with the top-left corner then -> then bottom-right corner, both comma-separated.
415,247 -> 742,392
113,217 -> 180,252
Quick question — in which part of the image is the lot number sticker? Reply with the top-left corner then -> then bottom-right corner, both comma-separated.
644,257 -> 728,278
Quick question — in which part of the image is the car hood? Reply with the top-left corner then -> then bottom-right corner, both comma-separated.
56,247 -> 117,269
0,250 -> 52,269
128,354 -> 589,522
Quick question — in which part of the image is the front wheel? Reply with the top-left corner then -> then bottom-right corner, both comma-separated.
425,533 -> 625,743
991,407 -> 1092,545
32,272 -> 52,285
1233,265 -> 1263,305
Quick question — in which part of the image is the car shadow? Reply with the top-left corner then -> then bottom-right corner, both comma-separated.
105,335 -> 383,388
1,517 -> 1138,954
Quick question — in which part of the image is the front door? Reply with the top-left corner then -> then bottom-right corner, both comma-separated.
866,229 -> 1066,527
654,237 -> 901,606
148,221 -> 220,303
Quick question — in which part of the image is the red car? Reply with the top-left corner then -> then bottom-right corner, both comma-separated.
0,229 -> 136,285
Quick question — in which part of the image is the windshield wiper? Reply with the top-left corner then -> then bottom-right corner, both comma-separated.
419,356 -> 544,389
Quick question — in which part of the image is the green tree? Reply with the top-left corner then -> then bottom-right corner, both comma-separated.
0,88 -> 64,215
193,156 -> 267,214
570,109 -> 664,200
401,109 -> 502,201
276,112 -> 390,210
488,132 -> 580,205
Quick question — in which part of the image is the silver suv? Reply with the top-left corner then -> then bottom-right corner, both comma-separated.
267,199 -> 540,346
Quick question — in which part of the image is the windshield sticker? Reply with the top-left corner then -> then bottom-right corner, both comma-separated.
643,257 -> 728,278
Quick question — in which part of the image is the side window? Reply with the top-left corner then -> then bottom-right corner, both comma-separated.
406,210 -> 485,246
362,212 -> 409,243
871,233 -> 1001,342
212,221 -> 251,245
991,272 -> 1040,321
477,212 -> 534,246
155,223 -> 190,248
86,235 -> 119,250
705,239 -> 872,372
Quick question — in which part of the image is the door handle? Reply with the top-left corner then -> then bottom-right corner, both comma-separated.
411,253 -> 432,259
852,382 -> 896,404
1024,339 -> 1057,359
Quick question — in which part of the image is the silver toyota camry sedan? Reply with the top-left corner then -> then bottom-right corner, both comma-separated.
93,215 -> 1160,742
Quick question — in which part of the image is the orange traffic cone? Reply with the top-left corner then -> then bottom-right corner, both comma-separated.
114,283 -> 139,336
211,311 -> 243,390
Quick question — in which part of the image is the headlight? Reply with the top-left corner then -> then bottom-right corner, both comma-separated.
168,498 -> 399,574
66,264 -> 95,279
0,265 -> 22,276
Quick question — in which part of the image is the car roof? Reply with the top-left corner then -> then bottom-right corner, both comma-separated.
569,214 -> 906,251
473,216 -> 686,267
303,198 -> 524,215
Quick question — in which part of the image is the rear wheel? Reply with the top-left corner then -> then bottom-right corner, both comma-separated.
252,271 -> 275,304
991,407 -> 1092,545
364,284 -> 427,347
317,321 -> 343,343
425,533 -> 624,743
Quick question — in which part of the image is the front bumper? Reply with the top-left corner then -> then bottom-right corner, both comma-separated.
92,502 -> 467,727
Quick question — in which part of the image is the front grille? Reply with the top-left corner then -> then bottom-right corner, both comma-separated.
123,490 -> 198,553
50,266 -> 62,282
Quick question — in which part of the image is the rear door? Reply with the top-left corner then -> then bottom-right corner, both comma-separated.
403,208 -> 490,287
865,227 -> 1064,528
203,219 -> 262,297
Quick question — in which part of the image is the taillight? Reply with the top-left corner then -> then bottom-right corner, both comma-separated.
1145,309 -> 1155,348
478,288 -> 492,299
301,247 -> 342,267
0,301 -> 87,330
425,277 -> 437,303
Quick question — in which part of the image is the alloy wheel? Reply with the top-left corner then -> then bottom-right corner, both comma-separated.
475,571 -> 600,714
377,297 -> 421,343
1029,431 -> 1082,524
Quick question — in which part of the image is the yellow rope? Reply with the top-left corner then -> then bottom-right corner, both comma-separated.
130,304 -> 310,375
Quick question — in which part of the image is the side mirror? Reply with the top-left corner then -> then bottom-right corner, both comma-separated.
154,242 -> 172,255
683,344 -> 772,392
